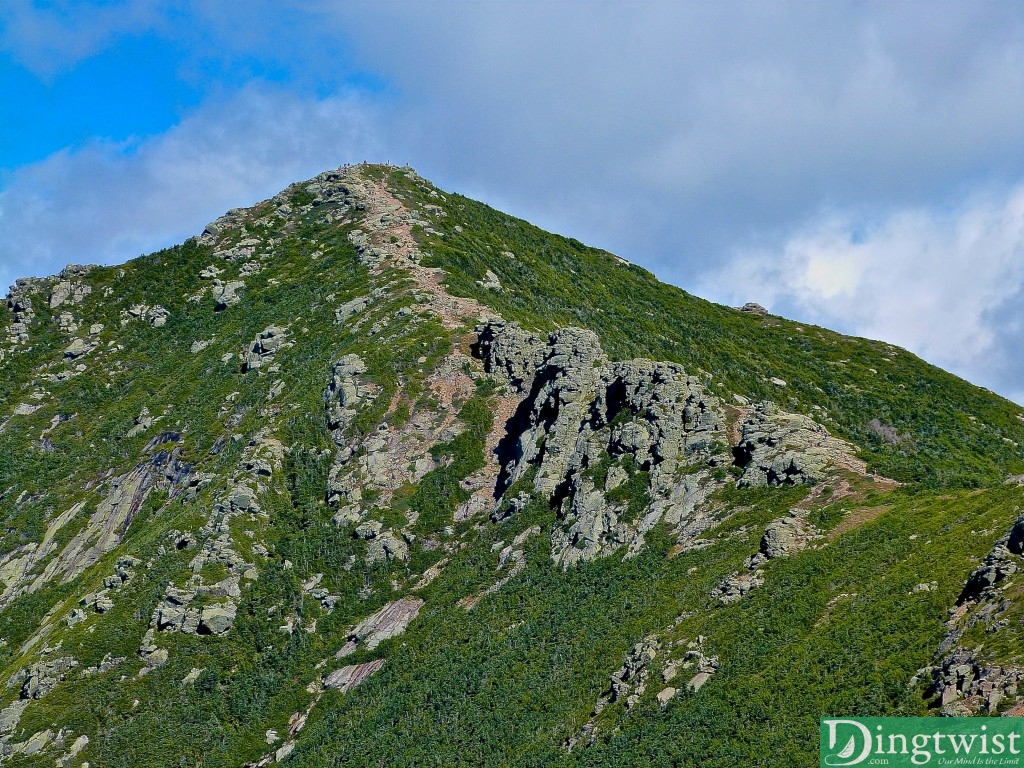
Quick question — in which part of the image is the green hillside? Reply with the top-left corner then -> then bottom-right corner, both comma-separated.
0,164 -> 1020,767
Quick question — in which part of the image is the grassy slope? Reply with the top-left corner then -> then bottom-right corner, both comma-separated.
376,167 -> 1024,488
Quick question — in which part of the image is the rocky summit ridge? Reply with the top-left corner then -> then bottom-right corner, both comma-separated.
0,164 -> 1024,766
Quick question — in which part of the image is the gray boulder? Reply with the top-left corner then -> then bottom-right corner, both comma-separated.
199,602 -> 237,635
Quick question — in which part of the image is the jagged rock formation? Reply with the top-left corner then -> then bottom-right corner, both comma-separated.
475,321 -> 856,567
925,512 -> 1024,715
242,325 -> 290,372
12,657 -> 78,700
713,569 -> 766,603
608,637 -> 659,710
732,402 -> 864,488
4,282 -> 36,345
476,320 -> 728,565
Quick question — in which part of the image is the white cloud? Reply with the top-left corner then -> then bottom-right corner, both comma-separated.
699,187 -> 1024,400
0,85 -> 380,291
0,0 -> 166,77
321,1 -> 1024,257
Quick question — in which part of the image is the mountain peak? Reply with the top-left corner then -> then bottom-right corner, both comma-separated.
0,164 -> 1023,765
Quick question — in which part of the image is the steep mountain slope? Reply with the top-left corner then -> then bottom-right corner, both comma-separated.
0,164 -> 1023,767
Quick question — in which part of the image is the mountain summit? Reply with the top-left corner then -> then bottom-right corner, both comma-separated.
1,164 -> 1024,766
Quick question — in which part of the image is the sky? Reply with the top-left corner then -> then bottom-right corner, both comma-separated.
1,1 -> 1023,401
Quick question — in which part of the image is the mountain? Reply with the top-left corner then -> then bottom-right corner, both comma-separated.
1,163 -> 1024,767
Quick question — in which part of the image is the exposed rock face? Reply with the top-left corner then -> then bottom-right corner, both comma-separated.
62,338 -> 96,359
738,302 -> 768,315
601,637 -> 660,712
713,570 -> 765,603
476,320 -> 727,566
334,295 -> 370,324
924,648 -> 1022,716
348,598 -> 423,650
746,510 -> 820,568
323,347 -> 479,564
324,354 -> 368,443
958,515 -> 1024,605
761,514 -> 811,558
199,602 -> 238,635
324,659 -> 385,692
5,280 -> 40,344
732,402 -> 862,488
49,279 -> 92,309
41,450 -> 188,590
476,269 -> 502,291
242,325 -> 289,372
925,513 -> 1024,715
15,657 -> 79,700
662,640 -> 721,693
0,449 -> 191,608
364,529 -> 409,565
211,280 -> 245,309
121,303 -> 169,327
0,700 -> 29,733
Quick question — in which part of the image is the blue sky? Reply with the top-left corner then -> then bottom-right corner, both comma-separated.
2,1 -> 1023,402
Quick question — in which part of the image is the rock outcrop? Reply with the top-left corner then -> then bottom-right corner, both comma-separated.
602,637 -> 660,712
242,325 -> 289,372
925,513 -> 1024,715
476,321 -> 728,566
13,657 -> 79,700
49,279 -> 92,309
713,569 -> 765,603
344,597 -> 423,652
323,659 -> 386,692
746,510 -> 820,568
732,403 -> 862,488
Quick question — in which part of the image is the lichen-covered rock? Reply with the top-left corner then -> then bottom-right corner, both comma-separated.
365,530 -> 409,564
5,281 -> 37,343
733,402 -> 861,487
242,325 -> 289,372
16,657 -> 78,699
476,269 -> 502,291
713,570 -> 765,603
334,295 -> 370,324
211,280 -> 245,309
149,305 -> 170,327
49,279 -> 92,309
746,511 -> 819,567
325,354 -> 368,440
475,321 -> 727,565
739,302 -> 768,315
0,700 -> 29,733
605,637 -> 660,711
199,601 -> 237,635
62,338 -> 96,359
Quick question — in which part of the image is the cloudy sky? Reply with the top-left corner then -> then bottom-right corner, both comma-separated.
1,1 -> 1023,400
